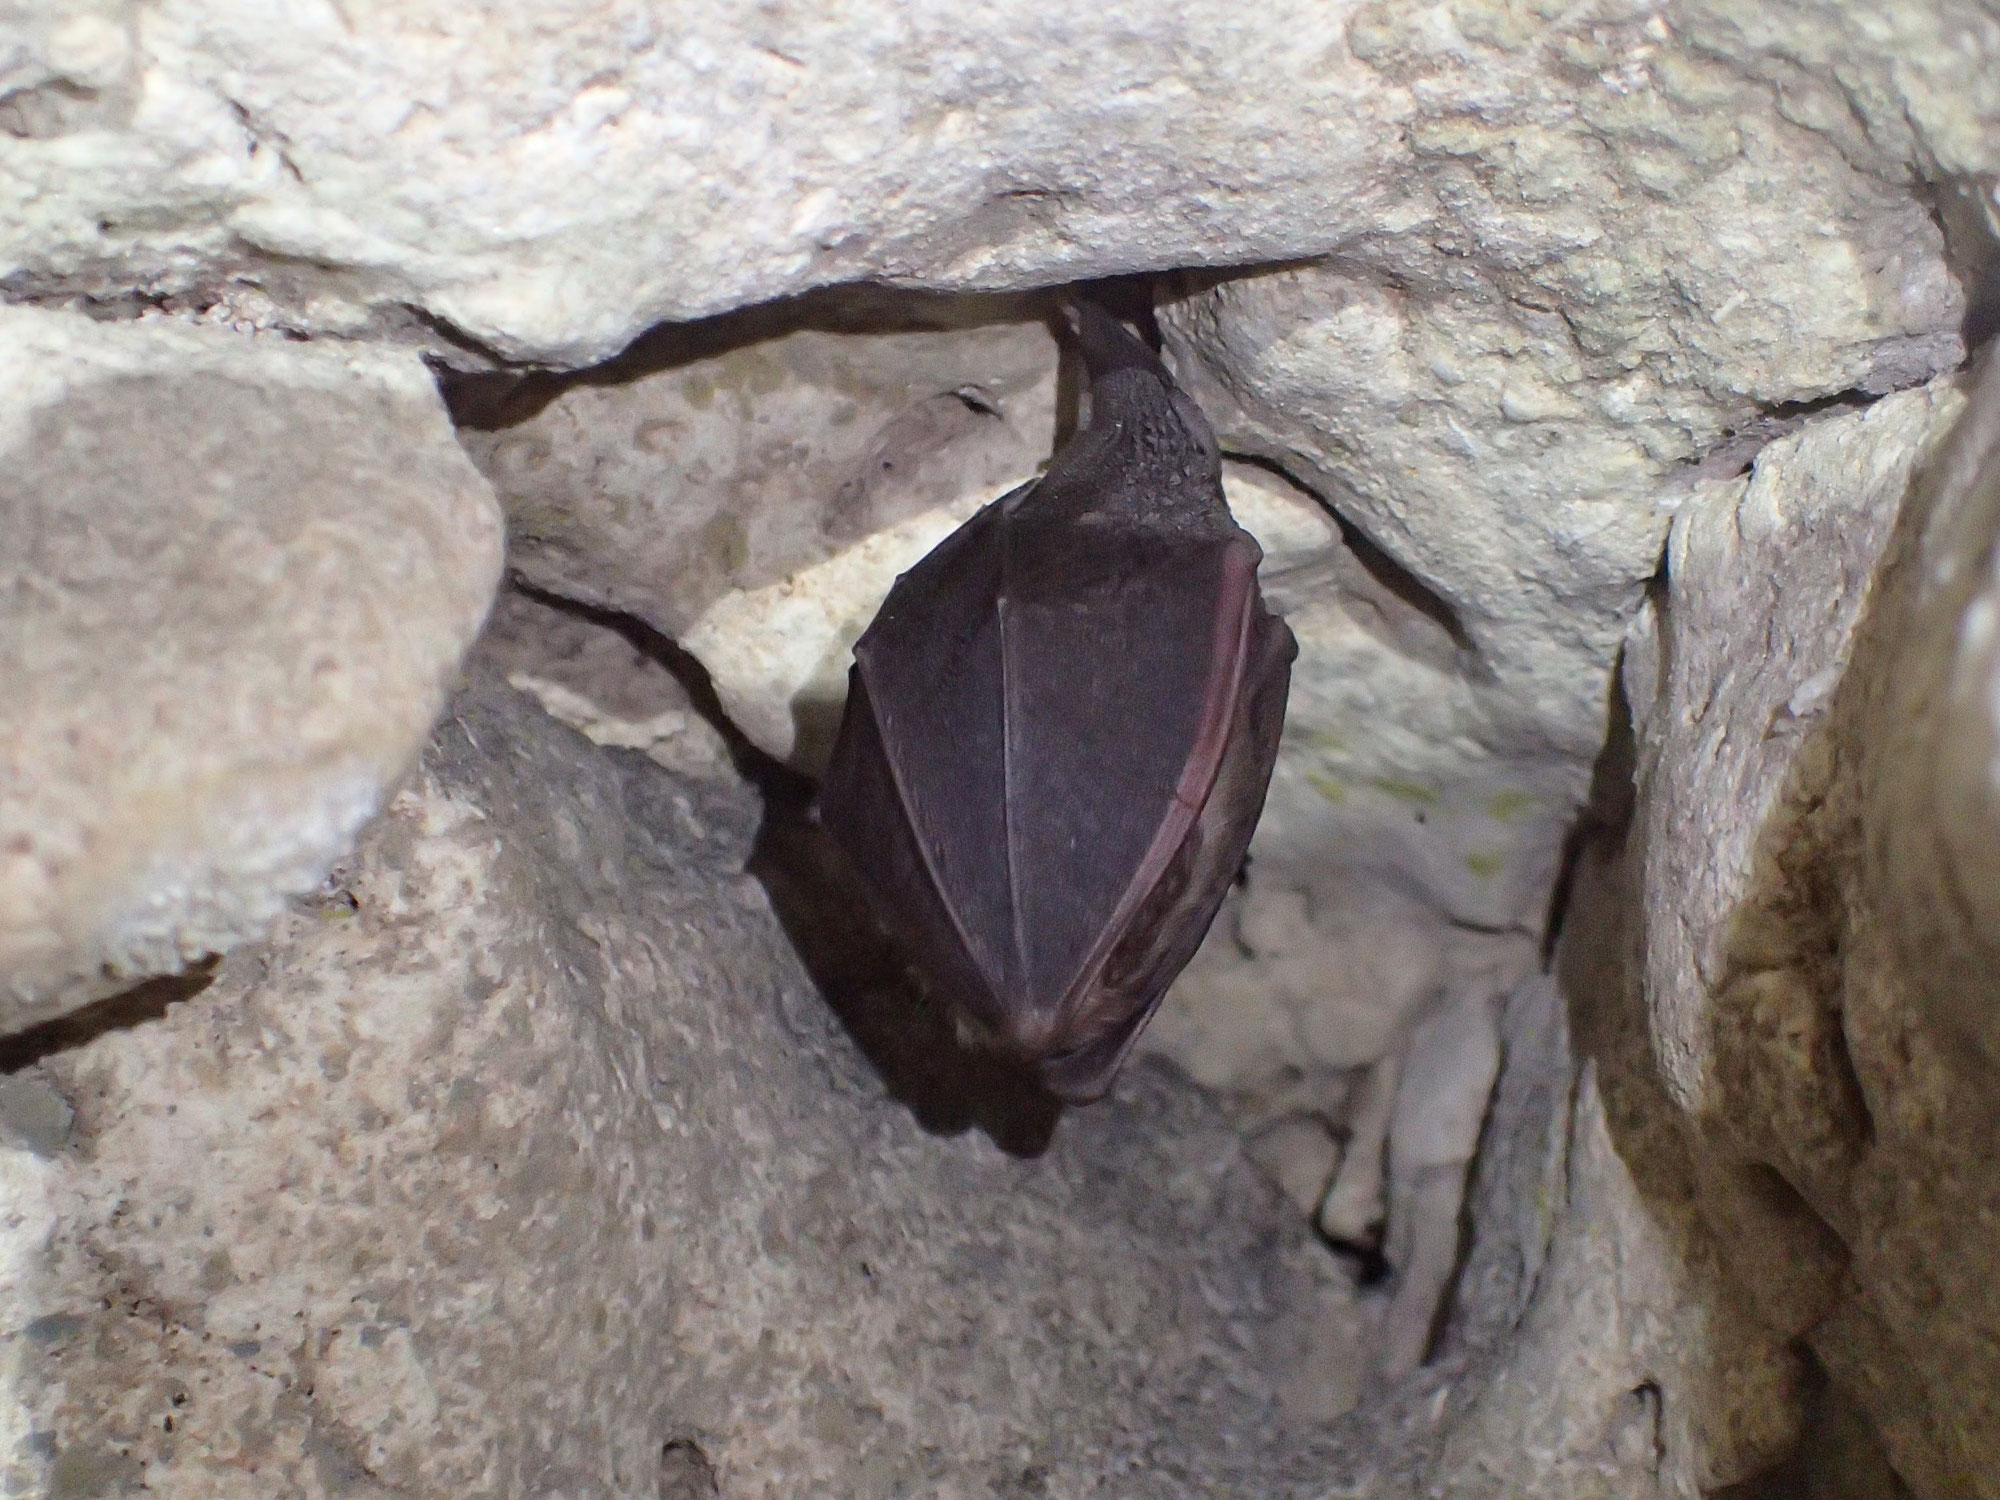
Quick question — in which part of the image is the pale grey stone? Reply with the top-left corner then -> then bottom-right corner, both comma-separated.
0,3 -> 1994,1492
454,306 -> 1060,770
1248,1113 -> 1343,1221
1,2 -> 1986,368
1634,379 -> 1967,1118
0,664 -> 1374,1500
477,588 -> 736,785
0,307 -> 503,1036
1630,362 -> 2000,1497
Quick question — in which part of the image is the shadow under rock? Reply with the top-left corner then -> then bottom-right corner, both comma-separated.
747,784 -> 1064,1159
437,270 -> 1178,438
437,283 -> 1063,433
505,582 -> 1063,1158
0,961 -> 219,1074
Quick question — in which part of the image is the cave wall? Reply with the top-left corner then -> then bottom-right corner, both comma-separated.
3,1 -> 1999,1495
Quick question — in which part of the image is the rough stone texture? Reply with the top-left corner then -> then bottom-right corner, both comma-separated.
455,307 -> 1548,1388
1151,127 -> 1960,1016
4,2 -> 1999,1493
455,315 -> 1367,784
433,8 -> 1990,1398
476,587 -> 735,784
0,306 -> 503,1035
1632,378 -> 1967,1119
0,611 -> 1840,1500
0,663 -> 1380,1500
452,306 -> 1060,771
1417,980 -> 1772,1500
419,0 -> 1985,1129
453,304 -> 1058,636
2,3 -> 1989,366
1129,8 -> 1978,1280
1630,363 -> 2000,1497
1273,961 -> 1798,1498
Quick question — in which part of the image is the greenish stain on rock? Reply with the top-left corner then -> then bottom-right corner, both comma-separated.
700,511 -> 749,578
1371,775 -> 1439,807
1486,788 -> 1535,823
1306,771 -> 1346,804
1464,850 -> 1507,879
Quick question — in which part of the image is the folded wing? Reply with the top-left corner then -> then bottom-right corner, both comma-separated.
826,480 -> 1258,1054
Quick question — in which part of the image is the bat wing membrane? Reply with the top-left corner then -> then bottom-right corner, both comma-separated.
828,487 -> 1024,1020
822,304 -> 1297,1100
828,484 -> 1256,1055
996,512 -> 1254,1048
1039,593 -> 1294,1099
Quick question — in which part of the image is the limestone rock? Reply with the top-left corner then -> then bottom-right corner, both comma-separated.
1410,744 -> 1812,1496
1435,1028 -> 1801,1497
0,307 -> 503,1036
1317,961 -> 1801,1497
0,663 -> 1370,1499
457,311 -> 1550,1331
1142,12 -> 1969,1163
476,587 -> 735,784
2,3 -> 1988,365
1377,984 -> 1502,1381
422,5 -> 1983,1155
3,2 -> 1992,1488
453,306 -> 1058,768
1778,359 -> 2000,1499
1632,378 -> 1966,1120
1154,155 -> 1958,934
1247,1113 -> 1343,1221
1631,362 -> 2000,1497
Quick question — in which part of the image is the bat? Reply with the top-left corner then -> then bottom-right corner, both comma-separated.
818,299 -> 1296,1103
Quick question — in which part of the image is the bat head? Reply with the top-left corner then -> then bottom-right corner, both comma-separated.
1053,300 -> 1223,513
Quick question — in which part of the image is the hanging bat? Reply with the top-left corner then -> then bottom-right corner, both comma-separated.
818,299 -> 1296,1104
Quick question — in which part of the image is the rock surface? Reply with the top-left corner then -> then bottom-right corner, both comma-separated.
0,306 -> 502,1036
451,304 -> 1059,770
1148,95 -> 1964,1084
0,618 -> 1851,1500
1632,378 -> 1967,1120
437,14 -> 1985,1402
0,662 -> 1371,1500
426,1 -> 1985,1150
1421,972 -> 1788,1499
1630,363 -> 2000,1497
3,3 -> 1989,366
3,1 -> 1998,1493
476,587 -> 736,784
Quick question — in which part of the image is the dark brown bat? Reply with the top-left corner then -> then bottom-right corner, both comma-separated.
818,300 -> 1296,1103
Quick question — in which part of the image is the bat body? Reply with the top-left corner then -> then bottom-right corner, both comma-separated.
819,301 -> 1296,1103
